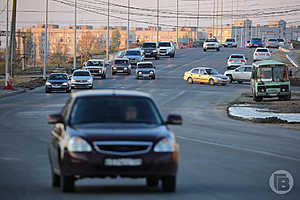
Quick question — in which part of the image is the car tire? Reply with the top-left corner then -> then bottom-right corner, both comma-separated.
217,48 -> 220,51
203,48 -> 207,52
253,91 -> 263,102
60,174 -> 74,193
45,89 -> 50,93
237,81 -> 243,84
209,79 -> 215,85
221,83 -> 226,86
146,177 -> 159,187
171,53 -> 175,58
187,77 -> 193,84
152,76 -> 156,80
162,176 -> 176,192
102,74 -> 106,79
226,75 -> 233,83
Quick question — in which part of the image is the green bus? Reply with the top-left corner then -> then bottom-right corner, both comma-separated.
251,60 -> 291,102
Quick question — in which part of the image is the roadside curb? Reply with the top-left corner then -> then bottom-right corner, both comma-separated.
0,88 -> 26,99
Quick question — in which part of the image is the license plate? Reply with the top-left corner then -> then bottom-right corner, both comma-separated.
104,158 -> 142,166
52,85 -> 61,88
146,53 -> 151,55
117,70 -> 123,72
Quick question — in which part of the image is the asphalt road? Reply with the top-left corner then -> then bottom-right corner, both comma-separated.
0,47 -> 299,200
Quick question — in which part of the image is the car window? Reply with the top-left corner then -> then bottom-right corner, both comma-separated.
49,74 -> 68,80
87,60 -> 103,66
256,49 -> 269,52
205,68 -> 218,75
230,55 -> 244,59
73,71 -> 90,76
277,39 -> 284,42
245,67 -> 252,72
237,67 -> 245,72
268,39 -> 277,42
142,43 -> 156,48
125,51 -> 141,56
159,42 -> 171,47
70,96 -> 163,125
115,60 -> 128,65
226,39 -> 234,42
137,64 -> 153,69
206,39 -> 217,42
191,69 -> 199,74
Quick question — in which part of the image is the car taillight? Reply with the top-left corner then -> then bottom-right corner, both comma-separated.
241,60 -> 246,63
229,59 -> 233,62
266,42 -> 270,44
267,53 -> 270,56
255,53 -> 258,56
250,41 -> 254,43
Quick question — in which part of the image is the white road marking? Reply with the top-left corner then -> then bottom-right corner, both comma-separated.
162,90 -> 186,105
176,135 -> 300,162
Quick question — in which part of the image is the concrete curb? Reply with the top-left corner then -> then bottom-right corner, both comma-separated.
0,88 -> 26,99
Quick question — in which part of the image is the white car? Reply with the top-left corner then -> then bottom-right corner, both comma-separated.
83,59 -> 107,79
158,41 -> 176,58
71,70 -> 93,89
253,48 -> 271,62
223,38 -> 237,48
203,38 -> 220,52
224,65 -> 252,83
265,38 -> 279,48
277,39 -> 285,47
226,54 -> 247,70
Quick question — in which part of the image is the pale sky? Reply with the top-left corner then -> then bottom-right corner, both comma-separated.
0,0 -> 300,30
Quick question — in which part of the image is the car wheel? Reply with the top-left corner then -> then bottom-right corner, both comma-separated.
217,48 -> 220,51
226,75 -> 233,83
253,91 -> 263,102
45,89 -> 50,93
209,79 -> 215,85
221,83 -> 226,86
60,174 -> 74,193
102,74 -> 106,79
187,77 -> 193,84
237,81 -> 243,84
152,76 -> 156,80
162,176 -> 176,192
203,49 -> 207,52
51,168 -> 60,187
146,177 -> 159,187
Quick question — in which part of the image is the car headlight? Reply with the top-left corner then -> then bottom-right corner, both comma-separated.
68,137 -> 92,152
150,71 -> 154,74
71,79 -> 76,83
113,67 -> 117,70
88,78 -> 93,83
154,137 -> 176,152
153,50 -> 157,53
62,82 -> 68,86
138,71 -> 142,74
124,67 -> 128,70
46,82 -> 51,86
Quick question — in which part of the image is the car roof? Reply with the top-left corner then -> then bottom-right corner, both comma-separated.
72,90 -> 152,99
114,58 -> 129,60
73,69 -> 90,73
143,41 -> 156,44
191,67 -> 214,71
230,54 -> 245,56
253,60 -> 287,66
239,65 -> 252,68
126,48 -> 141,51
255,47 -> 269,50
87,59 -> 104,61
159,41 -> 171,43
49,73 -> 68,75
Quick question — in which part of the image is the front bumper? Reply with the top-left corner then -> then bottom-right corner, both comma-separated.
61,151 -> 178,178
257,91 -> 290,97
143,52 -> 158,58
112,68 -> 130,74
46,85 -> 68,91
71,83 -> 93,88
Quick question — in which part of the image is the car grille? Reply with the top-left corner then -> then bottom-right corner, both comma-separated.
116,67 -> 125,70
76,80 -> 87,83
160,49 -> 167,53
207,44 -> 215,46
93,141 -> 153,155
141,71 -> 151,74
88,69 -> 101,73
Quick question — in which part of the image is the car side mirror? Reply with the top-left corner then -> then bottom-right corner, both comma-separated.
166,114 -> 182,125
235,69 -> 238,72
48,114 -> 64,124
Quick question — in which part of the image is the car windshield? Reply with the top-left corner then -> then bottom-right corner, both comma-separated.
206,39 -> 217,42
258,65 -> 288,81
231,55 -> 244,59
142,43 -> 156,48
138,64 -> 153,69
70,96 -> 162,125
159,42 -> 171,47
226,39 -> 234,42
277,39 -> 284,42
206,68 -> 218,75
252,38 -> 262,41
49,74 -> 68,80
256,49 -> 269,52
125,51 -> 141,56
115,60 -> 128,65
86,60 -> 103,66
268,39 -> 277,42
73,71 -> 90,76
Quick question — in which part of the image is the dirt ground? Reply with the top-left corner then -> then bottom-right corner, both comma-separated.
228,91 -> 300,129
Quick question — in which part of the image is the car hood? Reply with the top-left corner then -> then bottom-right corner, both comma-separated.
124,55 -> 142,59
113,64 -> 129,67
142,47 -> 156,50
86,66 -> 105,69
72,76 -> 91,80
136,68 -> 155,71
67,124 -> 170,143
211,74 -> 228,79
159,47 -> 171,49
205,42 -> 218,44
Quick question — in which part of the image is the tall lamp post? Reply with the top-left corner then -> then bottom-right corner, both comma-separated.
156,0 -> 159,44
107,0 -> 110,61
43,0 -> 48,80
73,0 -> 77,70
127,0 -> 130,50
5,0 -> 9,86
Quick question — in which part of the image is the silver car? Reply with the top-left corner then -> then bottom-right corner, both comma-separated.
136,62 -> 156,80
253,48 -> 272,62
227,54 -> 247,70
265,38 -> 279,48
71,70 -> 93,89
224,65 -> 252,83
123,49 -> 144,67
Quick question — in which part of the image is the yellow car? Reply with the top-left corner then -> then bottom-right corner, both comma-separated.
184,67 -> 229,85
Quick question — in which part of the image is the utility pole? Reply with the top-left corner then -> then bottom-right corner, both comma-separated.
216,0 -> 219,39
5,0 -> 9,87
220,0 -> 223,44
9,0 -> 17,78
212,0 -> 215,36
127,0 -> 130,50
107,0 -> 110,61
43,0 -> 48,80
156,0 -> 159,44
176,0 -> 179,48
196,0 -> 200,41
73,0 -> 77,70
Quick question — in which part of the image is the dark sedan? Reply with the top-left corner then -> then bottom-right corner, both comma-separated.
48,90 -> 182,193
45,73 -> 71,93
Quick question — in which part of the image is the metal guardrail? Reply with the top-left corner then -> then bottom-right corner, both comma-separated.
279,47 -> 299,68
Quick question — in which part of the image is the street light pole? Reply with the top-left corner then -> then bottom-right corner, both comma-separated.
5,0 -> 9,86
127,0 -> 130,50
196,0 -> 200,41
212,0 -> 215,36
220,0 -> 223,44
107,0 -> 110,61
176,0 -> 179,48
43,0 -> 48,80
156,0 -> 159,45
73,0 -> 77,70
